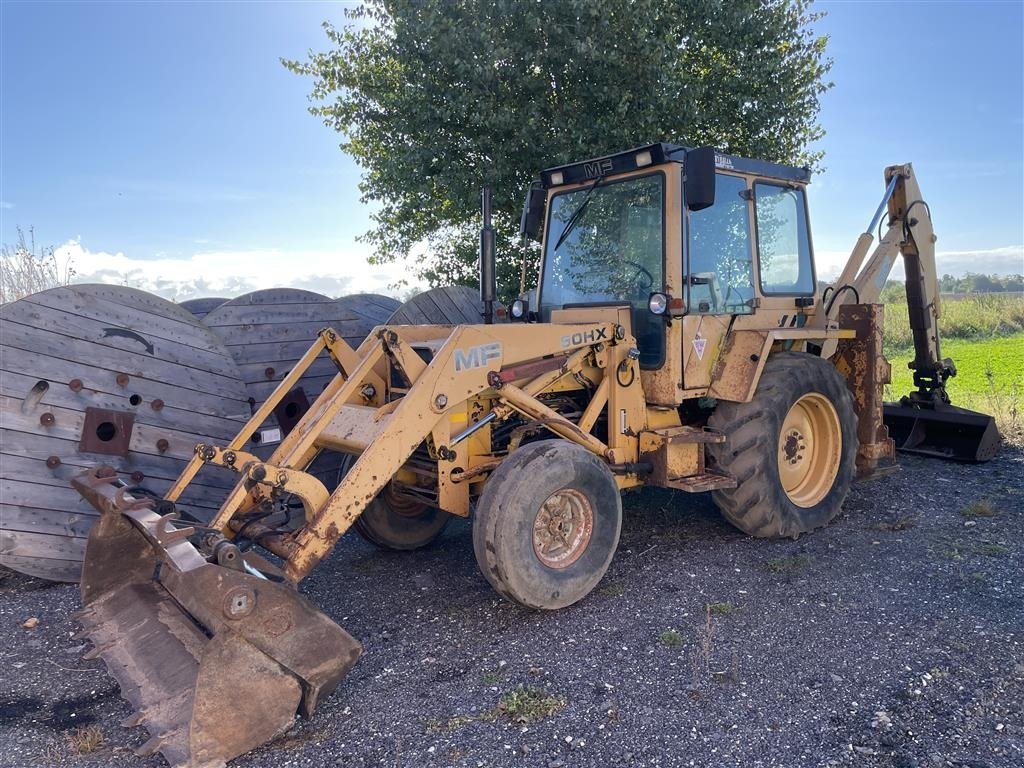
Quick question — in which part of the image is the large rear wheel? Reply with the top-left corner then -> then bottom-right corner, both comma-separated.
472,441 -> 622,609
707,353 -> 858,538
339,456 -> 450,550
353,487 -> 450,551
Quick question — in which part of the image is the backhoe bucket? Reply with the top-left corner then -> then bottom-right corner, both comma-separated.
73,468 -> 361,768
883,401 -> 1001,463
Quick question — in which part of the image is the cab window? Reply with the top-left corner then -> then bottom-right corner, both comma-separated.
686,173 -> 754,315
754,182 -> 814,295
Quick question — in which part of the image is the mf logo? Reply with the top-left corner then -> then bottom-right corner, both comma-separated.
583,158 -> 613,179
560,327 -> 608,348
453,342 -> 502,372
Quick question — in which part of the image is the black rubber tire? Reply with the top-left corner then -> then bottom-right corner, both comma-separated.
472,440 -> 622,609
707,352 -> 858,538
353,491 -> 451,551
336,456 -> 450,551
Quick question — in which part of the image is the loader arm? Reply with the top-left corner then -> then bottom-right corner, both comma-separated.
819,164 -> 1000,461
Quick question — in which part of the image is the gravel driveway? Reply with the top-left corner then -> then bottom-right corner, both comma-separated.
2,448 -> 1021,768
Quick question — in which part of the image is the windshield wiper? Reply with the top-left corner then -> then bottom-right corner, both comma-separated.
551,175 -> 605,252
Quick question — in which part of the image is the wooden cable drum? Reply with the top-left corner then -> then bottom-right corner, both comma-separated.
386,285 -> 507,326
201,290 -> 400,478
179,297 -> 228,320
0,284 -> 250,582
334,293 -> 401,348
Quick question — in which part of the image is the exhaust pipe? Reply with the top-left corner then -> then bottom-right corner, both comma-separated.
480,186 -> 496,325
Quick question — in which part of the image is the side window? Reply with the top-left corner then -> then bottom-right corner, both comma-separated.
686,173 -> 754,315
755,183 -> 814,294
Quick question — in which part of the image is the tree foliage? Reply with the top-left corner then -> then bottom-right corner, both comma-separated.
284,0 -> 832,300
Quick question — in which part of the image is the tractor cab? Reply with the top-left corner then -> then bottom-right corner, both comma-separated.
520,142 -> 818,404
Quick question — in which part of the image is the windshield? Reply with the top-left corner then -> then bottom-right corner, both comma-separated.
539,173 -> 665,367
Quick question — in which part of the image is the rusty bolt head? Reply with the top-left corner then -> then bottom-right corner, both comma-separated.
223,450 -> 236,466
39,412 -> 55,426
264,367 -> 275,380
150,398 -> 164,411
156,438 -> 170,454
434,393 -> 448,409
277,472 -> 288,486
96,466 -> 118,479
68,378 -> 83,392
115,373 -> 130,387
223,586 -> 256,619
46,455 -> 61,469
130,471 -> 145,483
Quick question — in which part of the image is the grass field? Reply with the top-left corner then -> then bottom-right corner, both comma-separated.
883,315 -> 1023,445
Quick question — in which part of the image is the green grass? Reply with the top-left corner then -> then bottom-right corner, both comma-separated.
490,685 -> 566,724
960,500 -> 998,519
765,554 -> 813,574
658,629 -> 683,646
884,331 -> 1023,444
883,294 -> 1024,347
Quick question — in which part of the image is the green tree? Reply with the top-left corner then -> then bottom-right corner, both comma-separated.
284,0 -> 832,301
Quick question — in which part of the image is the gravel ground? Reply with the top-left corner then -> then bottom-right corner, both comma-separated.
1,448 -> 1021,768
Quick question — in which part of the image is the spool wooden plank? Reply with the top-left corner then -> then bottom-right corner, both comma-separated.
179,297 -> 228,320
0,284 -> 250,583
386,285 -> 507,326
202,290 -> 400,470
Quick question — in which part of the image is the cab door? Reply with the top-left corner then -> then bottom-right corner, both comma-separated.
681,172 -> 756,391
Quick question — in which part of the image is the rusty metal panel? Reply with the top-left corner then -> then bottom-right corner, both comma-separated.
79,407 -> 135,457
707,330 -> 770,402
831,304 -> 897,479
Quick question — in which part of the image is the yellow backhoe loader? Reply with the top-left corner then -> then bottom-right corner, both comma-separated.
72,144 -> 1000,767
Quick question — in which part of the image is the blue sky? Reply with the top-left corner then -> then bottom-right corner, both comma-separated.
1,0 -> 1022,300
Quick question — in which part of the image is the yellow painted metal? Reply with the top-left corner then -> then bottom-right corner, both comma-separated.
777,392 -> 842,507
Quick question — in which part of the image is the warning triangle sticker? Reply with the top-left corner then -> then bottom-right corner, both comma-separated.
692,337 -> 707,360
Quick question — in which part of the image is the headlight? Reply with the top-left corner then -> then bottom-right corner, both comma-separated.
648,292 -> 669,315
511,299 -> 527,319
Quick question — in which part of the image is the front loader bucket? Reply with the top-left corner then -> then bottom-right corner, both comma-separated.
883,401 -> 1001,463
73,469 -> 361,768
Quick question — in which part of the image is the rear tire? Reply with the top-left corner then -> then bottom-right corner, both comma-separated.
353,489 -> 450,551
472,441 -> 621,609
339,456 -> 450,550
707,352 -> 857,538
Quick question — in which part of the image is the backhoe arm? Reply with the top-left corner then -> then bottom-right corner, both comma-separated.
822,164 -> 1000,461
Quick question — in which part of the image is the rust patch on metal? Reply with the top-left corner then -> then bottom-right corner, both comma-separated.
832,304 -> 896,480
79,407 -> 135,457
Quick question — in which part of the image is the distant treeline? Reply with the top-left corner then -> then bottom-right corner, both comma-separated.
882,273 -> 1023,302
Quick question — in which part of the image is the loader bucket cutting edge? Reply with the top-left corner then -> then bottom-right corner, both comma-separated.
883,401 -> 1001,463
73,469 -> 362,768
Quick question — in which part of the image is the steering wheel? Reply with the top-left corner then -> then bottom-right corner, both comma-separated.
622,260 -> 655,295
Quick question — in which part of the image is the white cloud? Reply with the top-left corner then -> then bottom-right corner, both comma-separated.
0,201 -> 13,210
53,240 -> 419,302
815,244 -> 1023,281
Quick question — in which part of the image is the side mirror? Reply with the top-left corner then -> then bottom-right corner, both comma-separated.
519,183 -> 545,241
684,147 -> 716,212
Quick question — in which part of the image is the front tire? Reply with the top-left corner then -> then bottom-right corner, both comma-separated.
472,441 -> 622,609
707,352 -> 858,538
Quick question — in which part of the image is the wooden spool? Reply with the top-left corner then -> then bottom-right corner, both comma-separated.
202,289 -> 400,469
0,284 -> 250,582
179,297 -> 228,320
386,285 -> 506,326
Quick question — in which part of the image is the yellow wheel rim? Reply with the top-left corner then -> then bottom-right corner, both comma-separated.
777,393 -> 842,508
